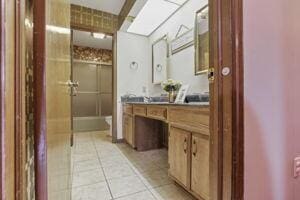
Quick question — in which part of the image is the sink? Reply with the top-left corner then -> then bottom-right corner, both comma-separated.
121,94 -> 209,104
121,96 -> 144,103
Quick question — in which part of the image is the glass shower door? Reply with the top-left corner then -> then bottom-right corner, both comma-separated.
72,62 -> 110,132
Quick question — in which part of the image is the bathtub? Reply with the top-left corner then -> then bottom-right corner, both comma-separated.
73,116 -> 110,132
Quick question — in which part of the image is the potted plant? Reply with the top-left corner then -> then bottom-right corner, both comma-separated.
161,79 -> 182,103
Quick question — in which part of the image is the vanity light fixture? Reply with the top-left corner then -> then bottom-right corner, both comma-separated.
91,32 -> 106,39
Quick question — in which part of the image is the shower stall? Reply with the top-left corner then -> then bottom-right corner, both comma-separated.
72,60 -> 112,132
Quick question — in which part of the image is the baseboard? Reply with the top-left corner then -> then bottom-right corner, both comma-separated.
113,138 -> 125,143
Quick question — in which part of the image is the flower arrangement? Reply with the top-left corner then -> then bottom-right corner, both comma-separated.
161,79 -> 182,92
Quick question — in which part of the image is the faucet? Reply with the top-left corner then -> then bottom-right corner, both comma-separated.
143,96 -> 152,103
123,93 -> 136,98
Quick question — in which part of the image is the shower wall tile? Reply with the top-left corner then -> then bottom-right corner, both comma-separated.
73,45 -> 113,64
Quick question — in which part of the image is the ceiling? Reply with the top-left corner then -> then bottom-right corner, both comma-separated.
127,0 -> 189,36
70,0 -> 126,15
73,30 -> 113,50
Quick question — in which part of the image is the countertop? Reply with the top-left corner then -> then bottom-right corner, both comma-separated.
122,101 -> 209,107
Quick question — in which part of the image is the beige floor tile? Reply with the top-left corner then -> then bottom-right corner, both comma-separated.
107,175 -> 147,198
139,169 -> 172,189
72,182 -> 112,200
131,161 -> 161,173
100,155 -> 128,167
97,148 -> 121,158
48,189 -> 71,200
73,159 -> 101,173
153,158 -> 169,169
72,152 -> 98,162
72,169 -> 105,187
103,163 -> 135,179
73,147 -> 97,155
72,132 -> 195,200
150,184 -> 195,200
115,190 -> 156,200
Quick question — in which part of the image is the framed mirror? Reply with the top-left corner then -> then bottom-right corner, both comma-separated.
195,4 -> 209,75
152,35 -> 168,84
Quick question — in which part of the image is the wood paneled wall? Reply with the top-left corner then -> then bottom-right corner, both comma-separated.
118,0 -> 136,29
71,4 -> 118,34
73,45 -> 113,64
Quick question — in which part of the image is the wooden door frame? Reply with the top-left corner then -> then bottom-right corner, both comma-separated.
33,0 -> 48,199
1,0 -> 25,199
210,0 -> 244,200
28,1 -> 244,200
0,0 -> 5,197
15,0 -> 25,199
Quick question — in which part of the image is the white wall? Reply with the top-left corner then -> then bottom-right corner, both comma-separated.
149,0 -> 209,95
116,31 -> 150,138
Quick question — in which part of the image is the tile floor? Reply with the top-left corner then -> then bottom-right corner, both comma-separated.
71,131 -> 196,200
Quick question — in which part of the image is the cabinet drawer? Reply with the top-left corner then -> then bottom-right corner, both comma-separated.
133,105 -> 147,116
169,106 -> 209,135
123,104 -> 133,115
147,106 -> 167,120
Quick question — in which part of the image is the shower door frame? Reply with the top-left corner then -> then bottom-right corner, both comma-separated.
70,29 -> 117,142
71,59 -> 113,130
72,60 -> 102,118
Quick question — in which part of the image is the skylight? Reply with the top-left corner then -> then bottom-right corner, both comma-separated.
127,0 -> 188,36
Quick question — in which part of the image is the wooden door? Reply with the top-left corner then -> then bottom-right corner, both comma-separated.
45,1 -> 72,198
209,0 -> 244,199
0,0 -> 16,199
191,134 -> 210,200
168,126 -> 191,188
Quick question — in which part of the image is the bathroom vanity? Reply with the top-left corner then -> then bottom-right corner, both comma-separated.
122,102 -> 210,200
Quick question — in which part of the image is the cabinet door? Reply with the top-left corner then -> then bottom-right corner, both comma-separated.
191,134 -> 210,200
169,126 -> 191,188
123,115 -> 128,143
127,115 -> 133,146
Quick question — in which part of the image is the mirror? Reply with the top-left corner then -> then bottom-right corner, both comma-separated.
152,35 -> 168,84
195,4 -> 209,75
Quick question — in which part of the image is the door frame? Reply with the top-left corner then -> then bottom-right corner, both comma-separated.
33,0 -> 48,199
1,0 -> 24,199
28,1 -> 244,200
209,0 -> 244,199
0,0 -> 5,198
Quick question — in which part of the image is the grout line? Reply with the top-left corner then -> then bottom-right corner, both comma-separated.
72,132 -> 175,200
92,135 -> 115,200
115,144 -> 159,200
72,180 -> 108,189
113,189 -> 153,200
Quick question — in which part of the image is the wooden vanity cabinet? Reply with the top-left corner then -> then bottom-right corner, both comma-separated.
169,126 -> 191,188
122,103 -> 210,200
168,106 -> 210,200
191,133 -> 210,200
169,127 -> 210,200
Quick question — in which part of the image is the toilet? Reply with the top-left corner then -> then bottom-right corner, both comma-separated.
105,116 -> 112,136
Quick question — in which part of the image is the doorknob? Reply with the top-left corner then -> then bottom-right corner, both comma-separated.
71,81 -> 79,96
63,80 -> 79,96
